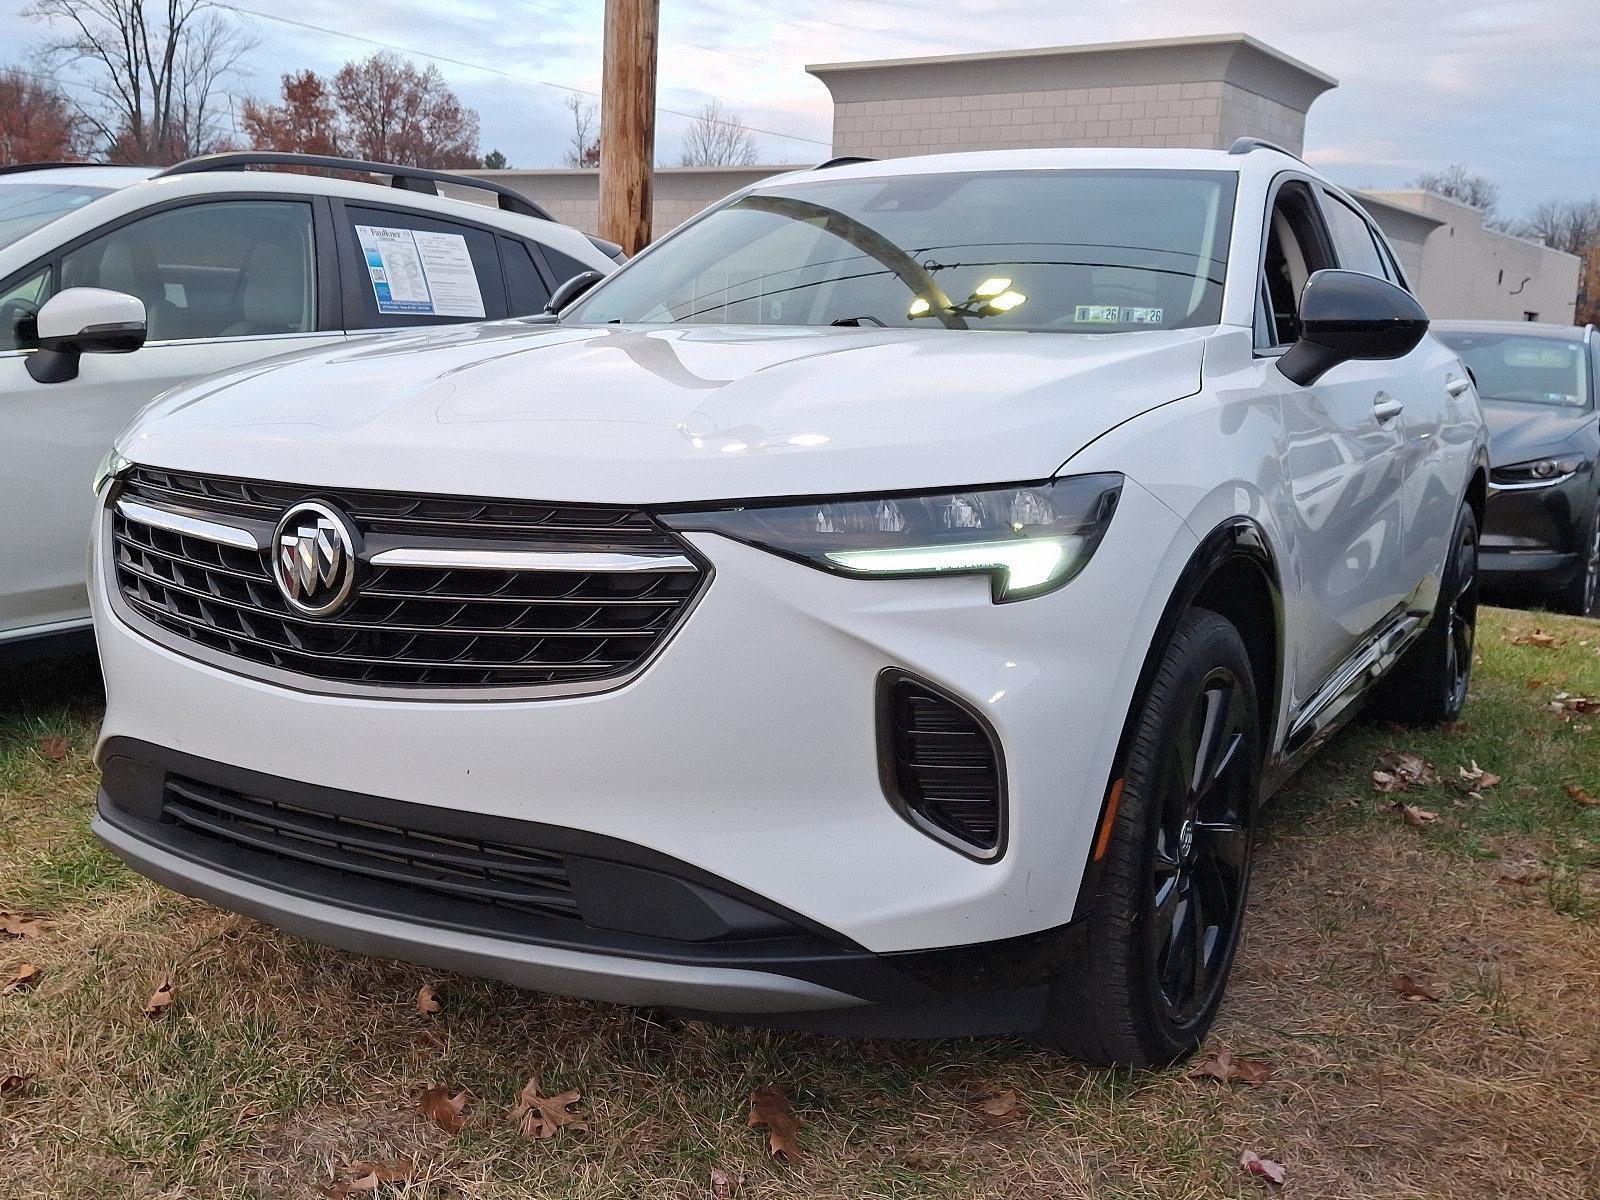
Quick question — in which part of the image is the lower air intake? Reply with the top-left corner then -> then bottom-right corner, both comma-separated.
878,671 -> 1006,859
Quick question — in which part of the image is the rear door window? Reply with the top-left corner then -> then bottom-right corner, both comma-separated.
501,238 -> 553,314
339,205 -> 509,330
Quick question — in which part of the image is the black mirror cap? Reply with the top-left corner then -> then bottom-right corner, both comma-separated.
39,320 -> 147,356
546,270 -> 606,315
1278,269 -> 1429,386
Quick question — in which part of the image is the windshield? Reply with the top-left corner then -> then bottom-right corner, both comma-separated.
1436,331 -> 1592,409
569,169 -> 1236,333
0,183 -> 111,250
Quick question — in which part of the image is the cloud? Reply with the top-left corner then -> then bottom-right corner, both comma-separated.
0,0 -> 1593,212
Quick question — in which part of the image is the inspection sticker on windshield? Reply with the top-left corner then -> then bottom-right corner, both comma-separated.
356,225 -> 485,318
1074,305 -> 1164,325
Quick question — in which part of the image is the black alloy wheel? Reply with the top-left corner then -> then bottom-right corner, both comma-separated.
1442,516 -> 1480,715
1043,607 -> 1261,1067
1148,666 -> 1254,1027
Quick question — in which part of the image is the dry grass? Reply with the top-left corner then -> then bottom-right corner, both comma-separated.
0,608 -> 1596,1199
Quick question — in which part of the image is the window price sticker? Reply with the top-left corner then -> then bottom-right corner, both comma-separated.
356,225 -> 486,318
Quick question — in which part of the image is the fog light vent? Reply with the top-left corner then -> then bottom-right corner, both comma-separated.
878,671 -> 1006,859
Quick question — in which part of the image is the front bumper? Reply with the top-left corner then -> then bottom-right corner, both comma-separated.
1482,475 -> 1594,590
91,477 -> 1193,1021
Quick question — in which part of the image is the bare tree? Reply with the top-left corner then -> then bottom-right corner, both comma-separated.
678,99 -> 757,167
25,0 -> 257,164
561,93 -> 599,168
1411,164 -> 1500,221
1519,198 -> 1600,256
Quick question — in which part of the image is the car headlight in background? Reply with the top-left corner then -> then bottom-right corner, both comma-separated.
663,474 -> 1123,602
1491,456 -> 1589,488
93,448 -> 131,497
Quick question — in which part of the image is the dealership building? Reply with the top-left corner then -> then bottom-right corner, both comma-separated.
462,33 -> 1580,324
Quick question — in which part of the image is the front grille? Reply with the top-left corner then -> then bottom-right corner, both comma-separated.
110,467 -> 705,692
879,674 -> 1005,856
161,775 -> 580,922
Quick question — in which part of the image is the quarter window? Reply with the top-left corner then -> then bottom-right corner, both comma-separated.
59,200 -> 317,342
1259,182 -> 1336,348
1321,193 -> 1387,279
0,265 -> 52,352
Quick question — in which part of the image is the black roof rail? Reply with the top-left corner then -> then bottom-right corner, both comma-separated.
1227,137 -> 1304,162
814,156 -> 877,170
0,161 -> 115,176
155,152 -> 555,222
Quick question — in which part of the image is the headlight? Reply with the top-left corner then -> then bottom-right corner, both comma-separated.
92,448 -> 131,497
1491,457 -> 1588,487
662,474 -> 1123,602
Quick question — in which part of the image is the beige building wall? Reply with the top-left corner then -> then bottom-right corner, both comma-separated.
446,165 -> 803,238
810,34 -> 1332,157
1362,189 -> 1581,324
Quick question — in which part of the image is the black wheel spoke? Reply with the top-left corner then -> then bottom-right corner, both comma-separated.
1197,819 -> 1248,870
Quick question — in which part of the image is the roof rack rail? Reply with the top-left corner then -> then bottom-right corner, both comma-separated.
814,156 -> 877,170
156,152 -> 555,222
1227,137 -> 1303,162
0,161 -> 111,176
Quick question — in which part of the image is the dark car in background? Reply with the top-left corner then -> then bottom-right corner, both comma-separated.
1434,321 -> 1599,616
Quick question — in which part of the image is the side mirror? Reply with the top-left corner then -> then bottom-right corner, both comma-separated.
1277,269 -> 1429,387
546,270 -> 605,315
28,288 -> 147,384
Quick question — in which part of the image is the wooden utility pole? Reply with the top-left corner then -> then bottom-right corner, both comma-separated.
598,0 -> 659,254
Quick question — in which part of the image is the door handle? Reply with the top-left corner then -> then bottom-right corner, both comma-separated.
1446,375 -> 1471,398
1373,393 -> 1404,422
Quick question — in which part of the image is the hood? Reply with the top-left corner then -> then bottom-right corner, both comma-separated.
1480,398 -> 1596,467
119,321 -> 1206,504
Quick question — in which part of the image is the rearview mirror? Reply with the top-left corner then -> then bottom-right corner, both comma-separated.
1277,269 -> 1428,387
546,270 -> 605,315
27,288 -> 148,384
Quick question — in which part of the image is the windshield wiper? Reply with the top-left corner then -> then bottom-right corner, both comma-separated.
830,315 -> 886,327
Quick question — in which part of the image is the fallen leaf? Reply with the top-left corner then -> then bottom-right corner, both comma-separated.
709,1165 -> 736,1198
2,963 -> 39,993
976,1089 -> 1024,1123
748,1086 -> 802,1161
1240,1149 -> 1287,1185
143,979 -> 175,1019
1391,973 -> 1443,1002
1496,861 -> 1549,886
1395,802 -> 1439,827
509,1077 -> 586,1140
0,1072 -> 32,1095
1187,1049 -> 1273,1086
1374,750 -> 1436,793
320,1161 -> 413,1197
1565,783 -> 1598,807
0,913 -> 50,939
36,736 -> 68,761
1458,761 -> 1501,790
1510,629 -> 1562,648
418,1086 -> 468,1135
415,984 -> 442,1016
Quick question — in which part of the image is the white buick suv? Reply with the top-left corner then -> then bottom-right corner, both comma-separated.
88,143 -> 1487,1066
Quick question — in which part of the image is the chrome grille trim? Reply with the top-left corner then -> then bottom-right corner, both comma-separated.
367,547 -> 697,573
106,468 -> 710,700
115,498 -> 266,551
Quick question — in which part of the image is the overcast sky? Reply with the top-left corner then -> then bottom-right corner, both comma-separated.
6,0 -> 1596,218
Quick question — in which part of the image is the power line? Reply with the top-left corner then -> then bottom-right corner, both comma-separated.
218,3 -> 831,149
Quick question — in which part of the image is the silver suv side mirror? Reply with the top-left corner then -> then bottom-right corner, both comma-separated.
27,288 -> 148,384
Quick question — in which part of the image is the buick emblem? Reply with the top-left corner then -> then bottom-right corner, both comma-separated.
273,501 -> 360,617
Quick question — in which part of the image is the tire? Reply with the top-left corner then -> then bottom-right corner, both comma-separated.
1374,503 -> 1479,725
1557,506 -> 1600,618
1042,608 -> 1261,1068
